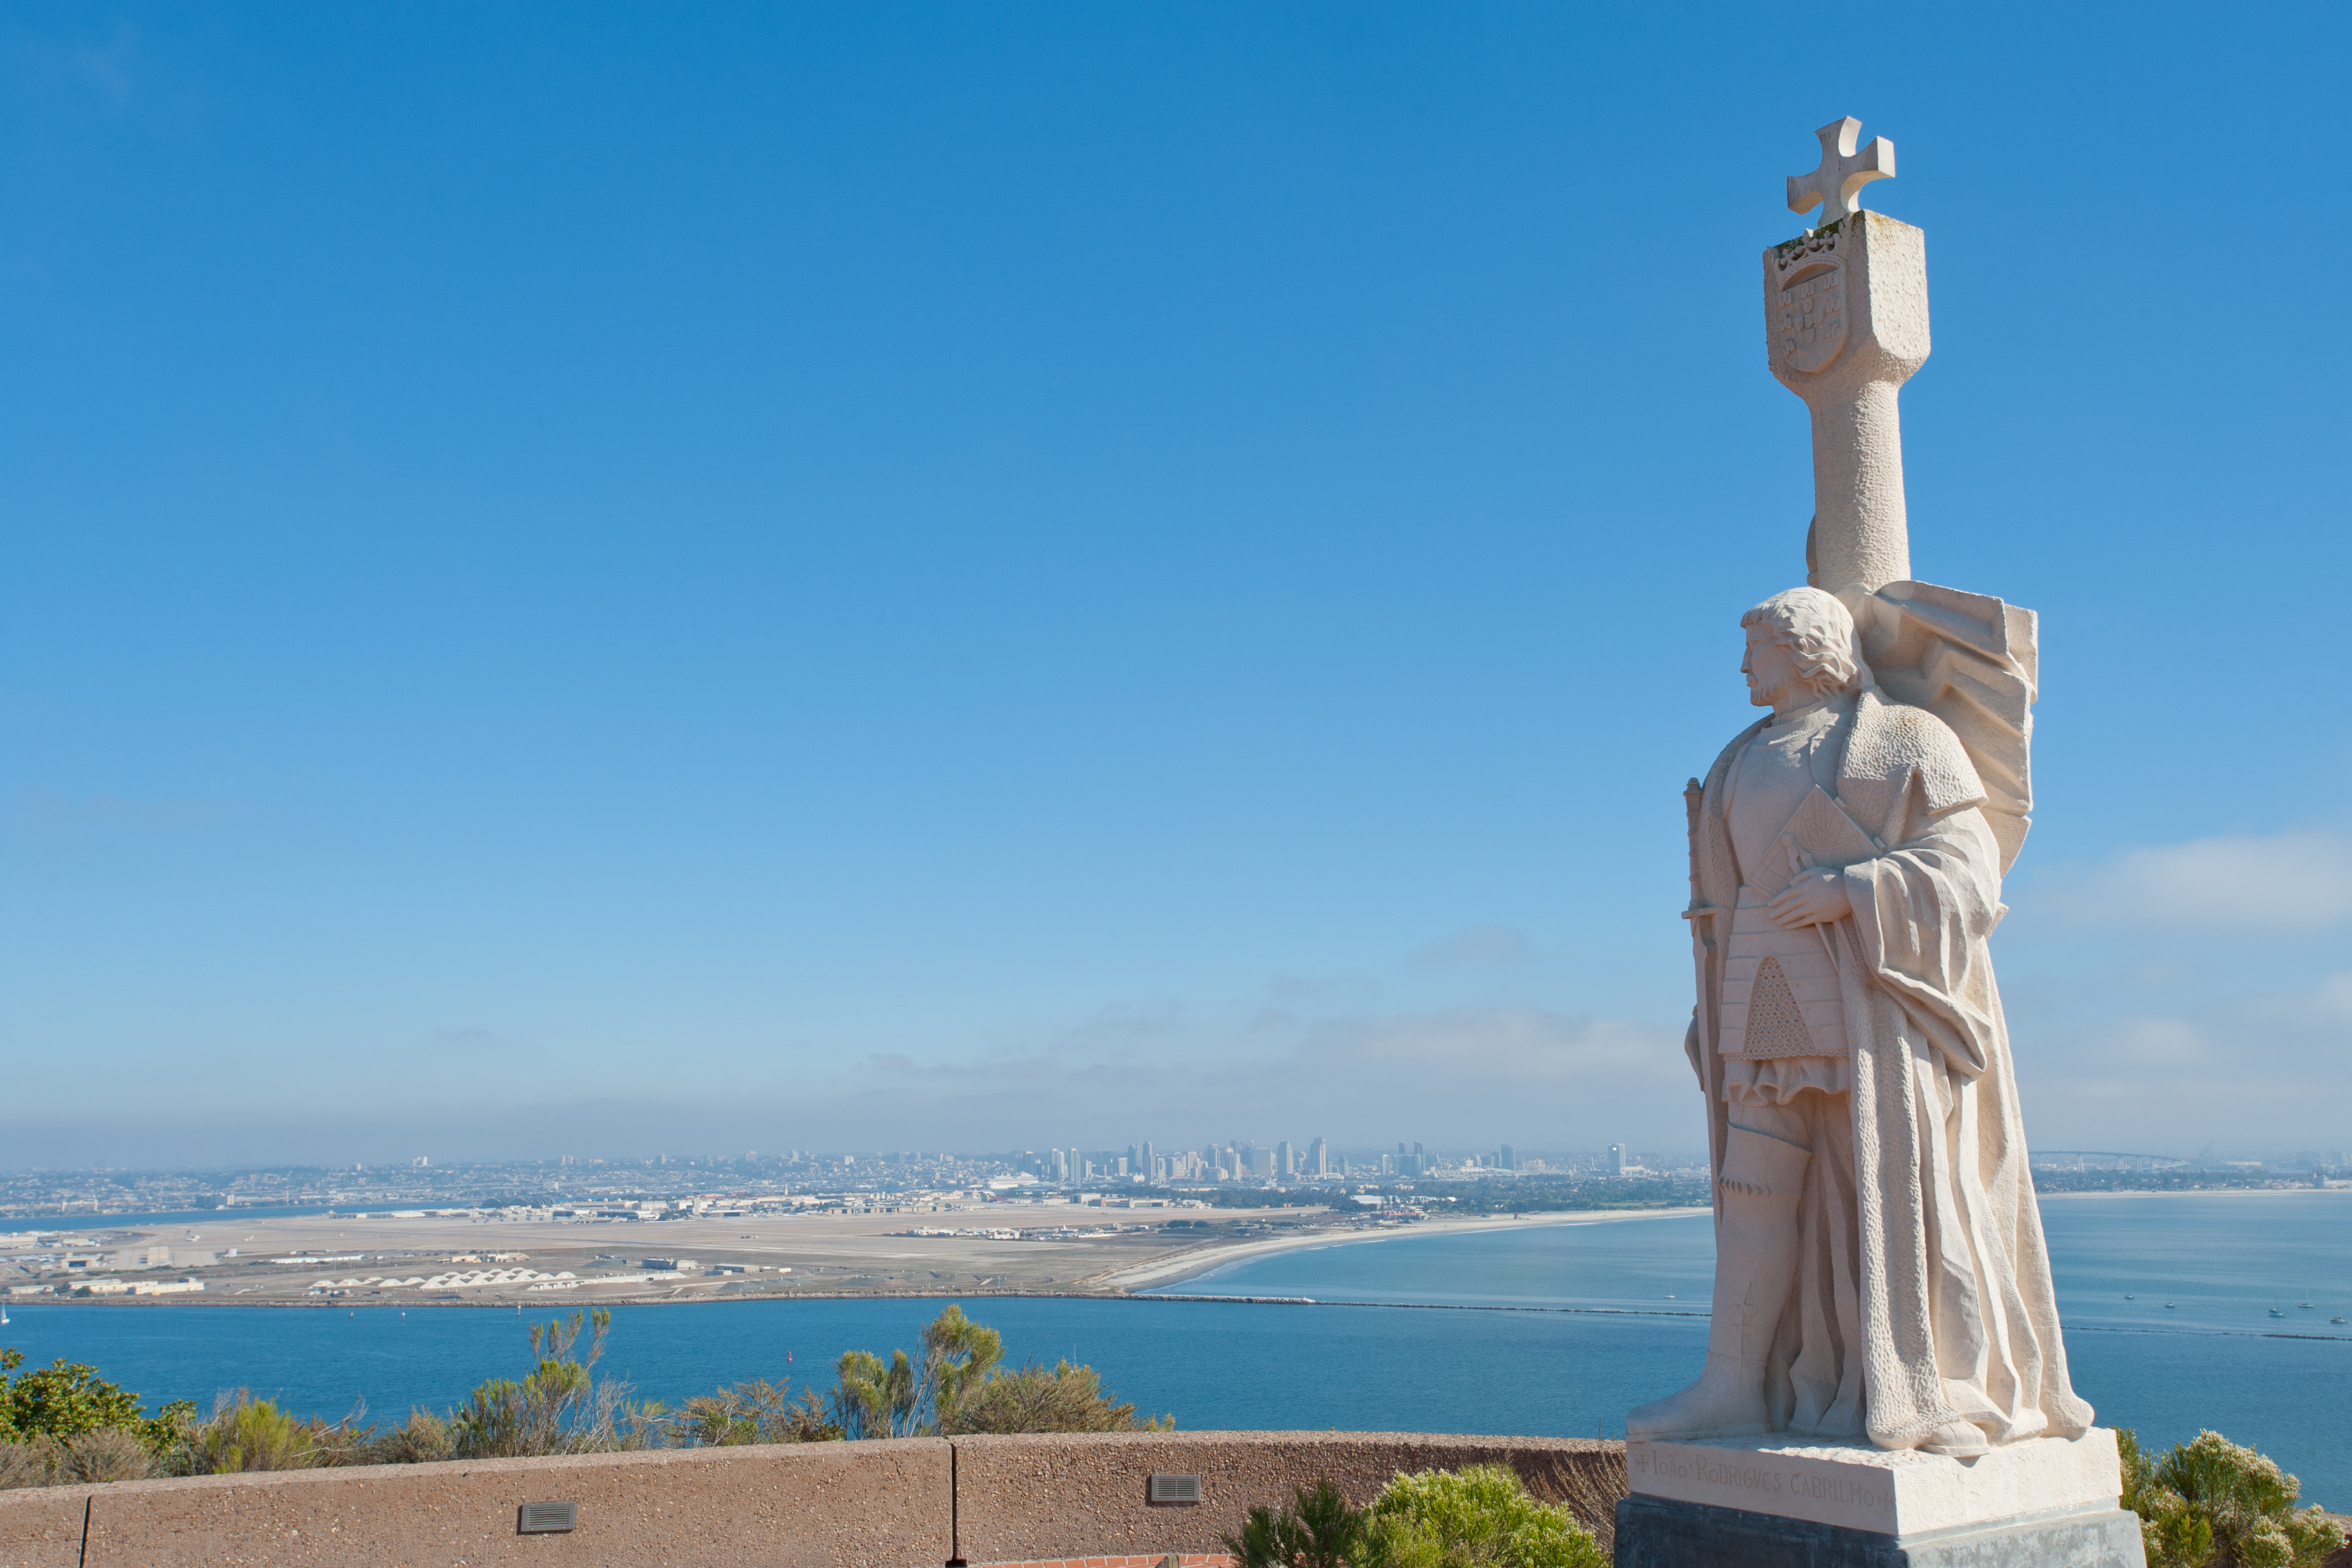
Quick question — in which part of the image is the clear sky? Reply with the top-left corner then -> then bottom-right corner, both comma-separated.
3,3 -> 2346,1170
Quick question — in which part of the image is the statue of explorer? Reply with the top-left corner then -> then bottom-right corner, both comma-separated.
1626,585 -> 2094,1457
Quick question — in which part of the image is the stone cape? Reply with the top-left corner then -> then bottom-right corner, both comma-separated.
1683,684 -> 2093,1450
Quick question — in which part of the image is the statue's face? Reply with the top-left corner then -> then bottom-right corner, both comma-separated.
1742,624 -> 1802,709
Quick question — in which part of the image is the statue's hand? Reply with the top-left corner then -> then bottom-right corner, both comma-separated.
1767,871 -> 1852,928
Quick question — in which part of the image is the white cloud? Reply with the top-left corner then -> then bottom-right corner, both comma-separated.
2016,970 -> 2352,1155
1413,925 -> 1534,969
2048,829 -> 2352,932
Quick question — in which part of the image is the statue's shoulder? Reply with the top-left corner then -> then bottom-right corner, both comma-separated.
1703,717 -> 1770,795
1843,689 -> 1985,818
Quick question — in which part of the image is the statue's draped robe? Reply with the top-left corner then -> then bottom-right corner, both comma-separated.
1685,688 -> 2094,1449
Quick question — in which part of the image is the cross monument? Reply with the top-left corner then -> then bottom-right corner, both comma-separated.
1765,117 -> 1928,601
1608,122 -> 2141,1568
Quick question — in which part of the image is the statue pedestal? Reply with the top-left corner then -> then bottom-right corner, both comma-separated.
1614,1429 -> 2146,1566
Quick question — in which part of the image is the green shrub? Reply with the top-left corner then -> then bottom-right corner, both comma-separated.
1363,1466 -> 1607,1568
447,1309 -> 660,1458
0,1347 -> 194,1460
2120,1428 -> 2347,1568
679,1378 -> 841,1445
364,1409 -> 457,1465
943,1359 -> 1169,1435
822,1306 -> 1161,1438
1223,1468 -> 1604,1568
1222,1479 -> 1365,1568
183,1393 -> 323,1474
831,1304 -> 1005,1439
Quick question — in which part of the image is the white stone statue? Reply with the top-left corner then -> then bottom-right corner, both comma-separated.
1626,121 -> 2095,1460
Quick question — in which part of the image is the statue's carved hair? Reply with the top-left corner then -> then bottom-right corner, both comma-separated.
1741,586 -> 1868,697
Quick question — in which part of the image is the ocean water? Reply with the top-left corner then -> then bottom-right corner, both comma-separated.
3,1191 -> 2345,1506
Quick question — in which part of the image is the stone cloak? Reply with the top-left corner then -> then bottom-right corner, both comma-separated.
1683,687 -> 2094,1450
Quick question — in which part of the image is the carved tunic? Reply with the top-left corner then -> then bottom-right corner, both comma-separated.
1720,698 -> 1854,1065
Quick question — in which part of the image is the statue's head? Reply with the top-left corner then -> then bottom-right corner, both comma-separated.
1740,586 -> 1867,709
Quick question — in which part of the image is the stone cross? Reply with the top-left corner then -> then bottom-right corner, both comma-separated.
1762,119 -> 1927,598
1787,117 -> 1895,230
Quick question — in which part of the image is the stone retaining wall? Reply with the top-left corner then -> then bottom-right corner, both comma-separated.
0,1432 -> 1618,1568
951,1432 -> 1611,1566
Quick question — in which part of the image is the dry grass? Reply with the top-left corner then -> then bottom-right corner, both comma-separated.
0,1429 -> 158,1489
1509,1444 -> 1627,1557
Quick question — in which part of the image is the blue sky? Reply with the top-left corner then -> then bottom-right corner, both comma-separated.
3,3 -> 2346,1168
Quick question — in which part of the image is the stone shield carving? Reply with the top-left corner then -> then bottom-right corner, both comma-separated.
1775,261 -> 1846,374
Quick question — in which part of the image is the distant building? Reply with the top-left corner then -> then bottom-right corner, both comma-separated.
1499,1144 -> 1517,1172
1276,1140 -> 1295,1179
1309,1136 -> 1328,1177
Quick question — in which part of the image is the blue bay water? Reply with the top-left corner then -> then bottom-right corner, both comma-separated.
4,1192 -> 2345,1506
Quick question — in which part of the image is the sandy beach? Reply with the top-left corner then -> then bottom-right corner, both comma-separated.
1089,1205 -> 1711,1292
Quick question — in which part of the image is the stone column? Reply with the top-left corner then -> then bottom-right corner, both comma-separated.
1763,210 -> 1929,598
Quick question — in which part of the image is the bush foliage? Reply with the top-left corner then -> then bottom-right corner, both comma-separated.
0,1303 -> 1160,1489
2119,1428 -> 2346,1568
1,1348 -> 193,1458
1222,1467 -> 1607,1568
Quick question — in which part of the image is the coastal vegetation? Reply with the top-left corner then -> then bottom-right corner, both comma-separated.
1223,1468 -> 1609,1568
0,1303 -> 1162,1486
2119,1428 -> 2346,1567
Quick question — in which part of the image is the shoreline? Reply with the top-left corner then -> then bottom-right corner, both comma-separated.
1089,1205 -> 1712,1292
8,1207 -> 1714,1310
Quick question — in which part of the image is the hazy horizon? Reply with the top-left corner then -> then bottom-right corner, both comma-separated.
5,4 -> 2346,1168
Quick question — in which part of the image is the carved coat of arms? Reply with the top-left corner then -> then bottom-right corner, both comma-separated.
1775,262 -> 1846,374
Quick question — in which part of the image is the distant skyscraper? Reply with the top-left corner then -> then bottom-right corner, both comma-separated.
1500,1144 -> 1517,1171
1276,1140 -> 1294,1178
1143,1141 -> 1156,1181
1309,1136 -> 1328,1177
1608,1142 -> 1627,1175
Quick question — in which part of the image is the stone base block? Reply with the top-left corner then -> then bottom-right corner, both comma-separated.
1613,1494 -> 2147,1567
1625,1430 -> 2124,1536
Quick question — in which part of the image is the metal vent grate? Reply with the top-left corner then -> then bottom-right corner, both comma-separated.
1147,1473 -> 1202,1505
518,1501 -> 577,1534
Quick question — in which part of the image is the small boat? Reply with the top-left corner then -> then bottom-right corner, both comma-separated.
2299,1302 -> 2315,1309
2165,1302 -> 2176,1309
2124,1293 -> 2135,1300
2269,1309 -> 2286,1318
2334,1316 -> 2347,1325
